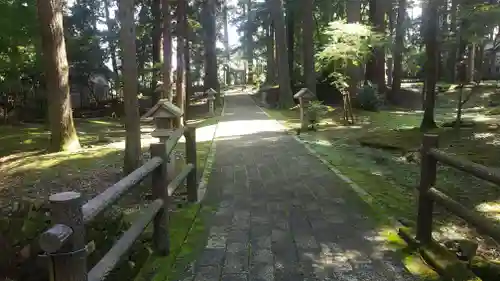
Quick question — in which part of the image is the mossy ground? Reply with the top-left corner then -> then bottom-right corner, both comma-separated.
264,83 -> 500,280
0,103 -> 221,281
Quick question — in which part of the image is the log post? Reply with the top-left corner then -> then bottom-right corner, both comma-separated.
47,192 -> 86,281
185,125 -> 197,202
416,134 -> 438,244
150,143 -> 169,255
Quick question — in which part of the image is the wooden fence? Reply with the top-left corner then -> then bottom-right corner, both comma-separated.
38,126 -> 198,281
416,134 -> 500,244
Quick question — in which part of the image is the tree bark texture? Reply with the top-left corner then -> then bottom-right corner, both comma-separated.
162,0 -> 173,101
420,0 -> 439,130
184,0 -> 191,122
246,0 -> 254,84
366,0 -> 386,94
269,0 -> 294,108
119,0 -> 142,173
202,0 -> 219,92
302,0 -> 316,95
266,10 -> 276,85
446,0 -> 458,82
286,2 -> 295,86
466,43 -> 475,83
391,0 -> 406,95
223,0 -> 231,85
37,0 -> 80,152
151,0 -> 163,104
176,0 -> 187,127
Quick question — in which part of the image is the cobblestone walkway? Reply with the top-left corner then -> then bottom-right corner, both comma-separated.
182,91 -> 417,281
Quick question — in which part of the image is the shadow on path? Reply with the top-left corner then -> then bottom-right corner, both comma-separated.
181,92 -> 417,281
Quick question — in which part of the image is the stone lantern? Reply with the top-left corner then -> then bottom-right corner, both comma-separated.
206,88 -> 217,115
142,99 -> 184,182
293,88 -> 316,130
142,99 -> 183,143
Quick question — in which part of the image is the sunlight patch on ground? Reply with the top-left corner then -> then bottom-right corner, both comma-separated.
476,201 -> 500,221
487,138 -> 500,146
435,223 -> 468,241
0,147 -> 118,176
106,131 -> 157,149
474,132 -> 495,139
481,92 -> 494,98
104,123 -> 218,149
313,139 -> 333,147
194,124 -> 218,142
467,114 -> 499,122
215,120 -> 285,138
389,110 -> 424,115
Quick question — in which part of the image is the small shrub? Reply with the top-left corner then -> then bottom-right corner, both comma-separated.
307,100 -> 328,123
353,83 -> 379,111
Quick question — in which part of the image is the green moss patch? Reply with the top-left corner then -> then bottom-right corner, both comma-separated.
266,105 -> 500,281
134,203 -> 216,281
0,109 -> 222,281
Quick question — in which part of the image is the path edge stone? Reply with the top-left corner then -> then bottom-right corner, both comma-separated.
196,97 -> 227,203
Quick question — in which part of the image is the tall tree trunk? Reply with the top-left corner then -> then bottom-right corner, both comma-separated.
104,0 -> 119,81
223,0 -> 231,85
184,0 -> 191,122
176,0 -> 187,127
391,0 -> 406,95
151,0 -> 162,104
270,0 -> 294,108
202,0 -> 219,92
347,0 -> 361,98
162,0 -> 172,100
286,2 -> 295,86
387,6 -> 395,87
366,0 -> 386,95
266,10 -> 276,84
365,0 -> 376,82
302,0 -> 316,95
37,0 -> 80,152
439,3 -> 448,80
137,4 -> 149,86
119,0 -> 141,173
420,0 -> 439,130
446,0 -> 458,82
475,43 -> 484,82
466,43 -> 475,83
375,0 -> 387,95
246,0 -> 254,84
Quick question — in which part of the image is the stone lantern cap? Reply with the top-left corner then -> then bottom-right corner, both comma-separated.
293,88 -> 315,100
154,81 -> 164,93
141,99 -> 183,119
206,88 -> 217,100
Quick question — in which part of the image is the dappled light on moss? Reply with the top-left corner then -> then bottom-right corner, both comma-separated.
475,201 -> 500,221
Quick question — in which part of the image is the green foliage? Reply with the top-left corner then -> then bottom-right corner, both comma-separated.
315,20 -> 386,71
404,49 -> 425,78
353,83 -> 379,111
460,3 -> 500,43
328,72 -> 349,93
307,100 -> 328,123
0,0 -> 39,76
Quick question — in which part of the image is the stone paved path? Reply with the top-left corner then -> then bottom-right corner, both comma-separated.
182,91 -> 417,281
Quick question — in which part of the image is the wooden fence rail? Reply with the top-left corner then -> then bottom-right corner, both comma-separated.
38,126 -> 198,281
416,134 -> 500,245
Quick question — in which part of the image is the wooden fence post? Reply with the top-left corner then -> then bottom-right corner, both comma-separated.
150,143 -> 169,255
48,191 -> 87,281
416,134 -> 439,243
185,126 -> 197,202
